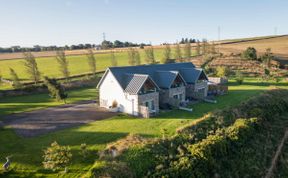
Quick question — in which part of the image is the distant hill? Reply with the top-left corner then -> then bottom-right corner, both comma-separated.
218,35 -> 288,67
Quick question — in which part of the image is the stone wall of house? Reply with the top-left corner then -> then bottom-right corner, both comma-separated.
186,81 -> 208,100
137,92 -> 159,115
159,89 -> 170,105
159,86 -> 185,106
168,86 -> 186,99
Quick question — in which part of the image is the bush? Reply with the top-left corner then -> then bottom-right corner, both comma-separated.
152,118 -> 258,177
42,141 -> 72,171
119,89 -> 288,177
216,66 -> 230,77
80,143 -> 89,159
242,47 -> 257,60
235,71 -> 244,84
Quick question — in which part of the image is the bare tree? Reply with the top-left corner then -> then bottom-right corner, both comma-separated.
162,44 -> 171,64
86,49 -> 96,75
56,50 -> 70,82
23,52 -> 41,84
174,43 -> 182,62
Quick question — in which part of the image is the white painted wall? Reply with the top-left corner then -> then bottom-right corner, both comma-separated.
99,71 -> 140,116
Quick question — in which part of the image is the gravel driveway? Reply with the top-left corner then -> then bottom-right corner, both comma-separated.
2,101 -> 117,137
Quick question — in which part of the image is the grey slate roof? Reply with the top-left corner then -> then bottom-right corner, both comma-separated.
97,62 -> 207,94
124,74 -> 149,94
109,62 -> 195,89
155,71 -> 182,89
179,68 -> 207,84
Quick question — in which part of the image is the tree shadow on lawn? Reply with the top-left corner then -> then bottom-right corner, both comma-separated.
228,80 -> 288,87
0,127 -> 153,171
0,104 -> 53,117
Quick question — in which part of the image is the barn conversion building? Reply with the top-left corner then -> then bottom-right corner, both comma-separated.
97,62 -> 208,117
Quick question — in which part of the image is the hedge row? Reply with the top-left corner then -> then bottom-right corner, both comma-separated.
152,118 -> 258,177
119,89 -> 288,177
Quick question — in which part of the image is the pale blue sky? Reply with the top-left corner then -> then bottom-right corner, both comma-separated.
0,0 -> 287,47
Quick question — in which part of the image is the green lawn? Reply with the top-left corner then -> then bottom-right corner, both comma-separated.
0,48 -> 183,82
0,87 -> 97,117
0,78 -> 287,177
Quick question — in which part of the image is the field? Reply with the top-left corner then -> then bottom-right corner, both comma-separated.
0,48 -> 193,82
219,35 -> 288,62
0,78 -> 287,177
1,35 -> 287,84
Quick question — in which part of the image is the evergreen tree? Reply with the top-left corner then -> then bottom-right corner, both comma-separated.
144,46 -> 155,64
162,44 -> 171,64
110,50 -> 118,66
9,68 -> 22,89
183,42 -> 191,61
242,47 -> 257,60
23,52 -> 41,84
43,76 -> 68,103
174,43 -> 182,62
86,49 -> 96,75
56,50 -> 70,82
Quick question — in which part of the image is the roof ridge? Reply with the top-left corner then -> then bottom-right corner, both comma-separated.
109,62 -> 193,70
125,73 -> 149,77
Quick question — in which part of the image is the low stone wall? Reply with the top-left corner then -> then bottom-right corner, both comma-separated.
208,85 -> 228,95
208,77 -> 228,84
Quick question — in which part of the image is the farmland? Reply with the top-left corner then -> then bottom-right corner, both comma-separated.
0,35 -> 288,177
219,35 -> 288,67
0,48 -> 194,82
0,78 -> 287,177
1,35 -> 287,83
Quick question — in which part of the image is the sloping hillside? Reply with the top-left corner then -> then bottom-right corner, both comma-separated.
219,35 -> 288,67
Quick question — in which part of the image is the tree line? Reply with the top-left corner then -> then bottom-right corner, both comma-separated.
8,40 -> 218,90
0,44 -> 97,53
0,40 -> 150,54
101,40 -> 150,49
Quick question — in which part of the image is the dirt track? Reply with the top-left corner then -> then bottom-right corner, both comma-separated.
2,101 -> 117,137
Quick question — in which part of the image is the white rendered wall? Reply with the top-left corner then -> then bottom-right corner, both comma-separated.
99,71 -> 139,116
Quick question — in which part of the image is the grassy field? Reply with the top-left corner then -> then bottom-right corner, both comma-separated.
0,78 -> 287,177
0,48 -> 186,82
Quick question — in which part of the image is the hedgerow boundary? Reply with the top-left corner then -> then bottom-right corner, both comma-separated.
86,89 -> 288,177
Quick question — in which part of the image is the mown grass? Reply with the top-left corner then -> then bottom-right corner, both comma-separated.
0,87 -> 97,117
0,48 -> 184,81
0,78 -> 287,177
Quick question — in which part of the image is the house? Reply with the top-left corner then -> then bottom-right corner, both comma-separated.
97,62 -> 208,117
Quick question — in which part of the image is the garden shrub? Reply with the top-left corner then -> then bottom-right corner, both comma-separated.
42,141 -> 72,171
